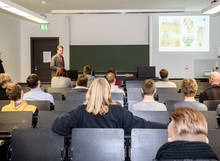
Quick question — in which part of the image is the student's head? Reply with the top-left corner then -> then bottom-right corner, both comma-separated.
76,74 -> 88,87
6,82 -> 23,101
168,107 -> 208,143
0,73 -> 12,88
56,67 -> 68,77
159,69 -> 169,80
209,72 -> 220,85
181,78 -> 198,97
83,65 -> 93,75
142,79 -> 156,96
107,67 -> 116,75
106,72 -> 116,85
85,78 -> 114,115
26,74 -> 40,89
57,45 -> 64,55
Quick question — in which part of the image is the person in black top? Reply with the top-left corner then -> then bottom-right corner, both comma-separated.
0,59 -> 4,73
155,107 -> 218,161
52,78 -> 166,136
0,73 -> 12,100
199,72 -> 220,103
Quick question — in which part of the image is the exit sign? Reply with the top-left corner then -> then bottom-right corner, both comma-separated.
40,24 -> 49,30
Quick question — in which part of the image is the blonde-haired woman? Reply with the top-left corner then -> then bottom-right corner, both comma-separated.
0,73 -> 12,100
52,78 -> 165,136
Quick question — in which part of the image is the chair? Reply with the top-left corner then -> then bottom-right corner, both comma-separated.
131,129 -> 168,161
65,89 -> 87,101
208,129 -> 220,158
10,128 -> 65,161
203,100 -> 220,111
111,93 -> 124,106
54,100 -> 81,112
130,110 -> 170,124
125,80 -> 143,89
165,100 -> 181,115
47,87 -> 72,96
71,128 -> 124,161
0,100 -> 10,110
50,92 -> 65,100
38,111 -> 65,128
26,100 -> 51,111
0,111 -> 32,133
201,111 -> 219,129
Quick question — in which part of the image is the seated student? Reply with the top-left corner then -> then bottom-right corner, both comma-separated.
107,67 -> 122,88
199,72 -> 220,103
74,74 -> 88,90
130,79 -> 166,111
52,78 -> 166,136
0,73 -> 12,100
155,69 -> 177,88
106,72 -> 125,95
2,82 -> 37,114
24,74 -> 54,105
83,65 -> 95,87
155,107 -> 218,161
51,67 -> 72,88
173,78 -> 207,111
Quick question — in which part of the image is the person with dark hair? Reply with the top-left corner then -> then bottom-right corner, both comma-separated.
107,67 -> 122,87
50,45 -> 65,77
51,67 -> 72,88
2,82 -> 37,114
173,78 -> 207,111
130,79 -> 166,111
83,65 -> 95,87
52,78 -> 166,136
0,73 -> 12,100
106,72 -> 125,95
155,107 -> 218,161
24,74 -> 54,105
155,69 -> 177,88
74,74 -> 88,89
199,72 -> 220,103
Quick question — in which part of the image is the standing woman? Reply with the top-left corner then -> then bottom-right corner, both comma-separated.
0,73 -> 12,100
52,78 -> 165,136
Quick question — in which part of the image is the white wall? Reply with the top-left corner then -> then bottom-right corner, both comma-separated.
0,12 -> 20,81
20,14 -> 70,82
70,14 -> 149,45
150,14 -> 220,78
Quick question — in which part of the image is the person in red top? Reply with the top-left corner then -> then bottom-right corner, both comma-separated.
107,67 -> 122,88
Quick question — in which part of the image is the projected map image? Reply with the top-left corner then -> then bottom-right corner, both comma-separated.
159,16 -> 209,52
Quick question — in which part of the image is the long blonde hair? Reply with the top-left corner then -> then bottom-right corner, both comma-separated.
85,78 -> 115,115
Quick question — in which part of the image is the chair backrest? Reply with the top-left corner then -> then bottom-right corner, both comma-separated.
71,128 -> 124,161
38,111 -> 66,128
125,80 -> 143,89
0,111 -> 32,132
54,100 -> 81,112
131,129 -> 168,161
130,110 -> 170,124
50,92 -> 65,100
165,100 -> 181,115
26,100 -> 51,111
201,111 -> 219,129
158,93 -> 184,103
47,87 -> 72,96
10,128 -> 65,161
208,129 -> 220,159
204,100 -> 220,111
111,93 -> 124,106
0,100 -> 10,110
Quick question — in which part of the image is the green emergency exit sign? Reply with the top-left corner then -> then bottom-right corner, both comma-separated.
40,24 -> 49,30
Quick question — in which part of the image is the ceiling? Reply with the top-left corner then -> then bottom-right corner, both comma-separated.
4,0 -> 211,14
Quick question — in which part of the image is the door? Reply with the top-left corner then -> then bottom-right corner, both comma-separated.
31,37 -> 59,82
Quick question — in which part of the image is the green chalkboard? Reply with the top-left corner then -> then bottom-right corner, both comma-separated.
69,45 -> 149,73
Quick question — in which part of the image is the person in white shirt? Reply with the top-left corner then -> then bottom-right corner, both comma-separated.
106,72 -> 125,95
24,74 -> 54,105
155,69 -> 177,88
131,79 -> 166,111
